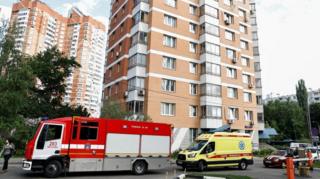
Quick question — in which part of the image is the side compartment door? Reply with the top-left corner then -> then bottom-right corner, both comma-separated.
33,124 -> 64,160
68,120 -> 104,172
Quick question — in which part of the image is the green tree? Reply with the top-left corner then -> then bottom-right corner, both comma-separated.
310,103 -> 320,135
264,100 -> 307,140
100,99 -> 130,119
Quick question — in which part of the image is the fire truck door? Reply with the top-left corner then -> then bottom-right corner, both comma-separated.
33,124 -> 64,160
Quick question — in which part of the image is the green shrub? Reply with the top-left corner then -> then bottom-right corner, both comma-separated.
171,149 -> 180,159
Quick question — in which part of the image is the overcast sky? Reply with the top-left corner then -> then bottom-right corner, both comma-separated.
1,0 -> 320,97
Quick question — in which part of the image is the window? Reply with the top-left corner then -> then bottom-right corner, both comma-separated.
133,11 -> 149,25
200,23 -> 219,36
163,56 -> 176,70
225,30 -> 234,41
36,124 -> 63,149
189,23 -> 197,33
164,14 -> 177,27
161,79 -> 175,92
189,5 -> 197,15
226,67 -> 237,78
252,31 -> 258,40
189,105 -> 197,117
255,78 -> 262,88
244,92 -> 252,102
240,24 -> 247,34
257,113 -> 263,122
200,84 -> 221,96
251,17 -> 257,25
189,83 -> 197,95
253,47 -> 259,55
201,106 -> 222,118
117,62 -> 120,72
161,102 -> 175,116
131,32 -> 148,46
128,77 -> 145,91
227,87 -> 238,98
242,74 -> 250,84
200,5 -> 218,19
165,0 -> 176,8
224,13 -> 234,24
254,62 -> 261,72
239,9 -> 246,17
226,48 -> 236,59
224,0 -> 233,6
240,40 -> 249,50
127,101 -> 144,114
115,83 -> 119,94
128,53 -> 146,68
244,110 -> 253,121
256,95 -> 263,105
205,142 -> 215,153
241,57 -> 250,67
189,62 -> 197,73
163,35 -> 176,47
201,63 -> 221,76
200,42 -> 220,55
189,42 -> 197,53
79,122 -> 98,140
228,107 -> 238,120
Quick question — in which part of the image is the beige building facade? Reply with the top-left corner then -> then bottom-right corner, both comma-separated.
105,0 -> 263,150
10,0 -> 106,117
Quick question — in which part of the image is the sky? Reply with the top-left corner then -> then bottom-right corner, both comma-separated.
1,0 -> 320,97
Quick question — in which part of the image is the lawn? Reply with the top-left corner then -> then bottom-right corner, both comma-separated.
187,173 -> 251,179
313,161 -> 320,168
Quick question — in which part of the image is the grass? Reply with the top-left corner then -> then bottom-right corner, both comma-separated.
187,173 -> 252,179
313,161 -> 320,168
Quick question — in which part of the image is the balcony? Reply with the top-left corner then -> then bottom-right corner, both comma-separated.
126,89 -> 145,102
200,53 -> 221,64
199,0 -> 219,7
132,0 -> 150,15
200,15 -> 219,26
199,33 -> 220,45
131,22 -> 149,35
129,43 -> 148,57
200,74 -> 221,84
127,66 -> 146,79
200,96 -> 222,106
200,118 -> 222,129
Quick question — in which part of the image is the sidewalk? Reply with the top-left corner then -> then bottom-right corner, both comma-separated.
0,157 -> 23,165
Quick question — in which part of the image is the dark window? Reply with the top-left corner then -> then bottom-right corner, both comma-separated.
72,126 -> 78,139
36,124 -> 62,149
79,122 -> 98,140
201,142 -> 215,154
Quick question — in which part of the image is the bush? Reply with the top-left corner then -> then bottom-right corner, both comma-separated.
253,149 -> 274,157
171,149 -> 181,159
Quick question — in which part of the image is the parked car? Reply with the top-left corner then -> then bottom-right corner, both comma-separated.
263,150 -> 288,168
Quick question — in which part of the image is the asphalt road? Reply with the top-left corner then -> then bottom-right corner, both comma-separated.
0,159 -> 319,179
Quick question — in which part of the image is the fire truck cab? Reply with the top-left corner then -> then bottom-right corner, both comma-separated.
22,117 -> 171,177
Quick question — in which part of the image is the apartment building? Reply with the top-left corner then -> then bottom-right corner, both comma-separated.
10,0 -> 106,117
250,0 -> 264,147
265,89 -> 320,104
104,0 -> 263,150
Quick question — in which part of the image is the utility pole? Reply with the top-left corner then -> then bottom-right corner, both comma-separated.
307,88 -> 313,146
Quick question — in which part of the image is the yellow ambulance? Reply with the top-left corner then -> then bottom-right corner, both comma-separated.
176,132 -> 253,171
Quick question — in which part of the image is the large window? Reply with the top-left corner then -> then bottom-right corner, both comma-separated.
161,102 -> 175,116
200,23 -> 219,36
127,101 -> 144,114
227,87 -> 238,99
200,84 -> 221,97
128,77 -> 145,91
163,35 -> 176,48
131,32 -> 148,46
200,42 -> 220,55
201,106 -> 222,118
161,79 -> 176,92
164,14 -> 177,27
201,63 -> 221,76
164,0 -> 176,7
244,110 -> 253,121
200,5 -> 218,18
162,56 -> 176,69
133,11 -> 149,25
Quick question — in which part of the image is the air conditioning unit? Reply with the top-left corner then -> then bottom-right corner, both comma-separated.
227,119 -> 234,124
124,91 -> 128,98
138,89 -> 145,96
232,57 -> 237,64
248,82 -> 254,88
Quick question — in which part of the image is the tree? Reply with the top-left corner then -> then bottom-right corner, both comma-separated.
310,103 -> 320,136
100,99 -> 130,119
264,100 -> 308,140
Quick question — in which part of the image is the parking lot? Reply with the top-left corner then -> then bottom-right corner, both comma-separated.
1,158 -> 319,179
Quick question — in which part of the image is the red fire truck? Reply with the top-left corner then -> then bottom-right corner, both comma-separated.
22,117 -> 171,177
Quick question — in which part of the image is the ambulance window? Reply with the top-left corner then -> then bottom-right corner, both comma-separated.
207,142 -> 215,153
79,122 -> 98,140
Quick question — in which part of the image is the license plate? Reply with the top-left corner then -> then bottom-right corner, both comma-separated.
265,161 -> 271,163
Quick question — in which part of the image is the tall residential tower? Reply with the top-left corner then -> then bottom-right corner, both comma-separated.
10,0 -> 106,117
104,0 -> 263,150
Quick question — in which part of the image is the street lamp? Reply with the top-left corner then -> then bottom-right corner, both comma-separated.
307,88 -> 313,146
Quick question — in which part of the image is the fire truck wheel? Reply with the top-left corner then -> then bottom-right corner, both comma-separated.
238,160 -> 248,170
132,160 -> 147,175
44,160 -> 62,178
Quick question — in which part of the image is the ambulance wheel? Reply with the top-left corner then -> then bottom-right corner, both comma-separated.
133,160 -> 147,175
238,160 -> 248,170
44,160 -> 62,178
197,160 -> 206,172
